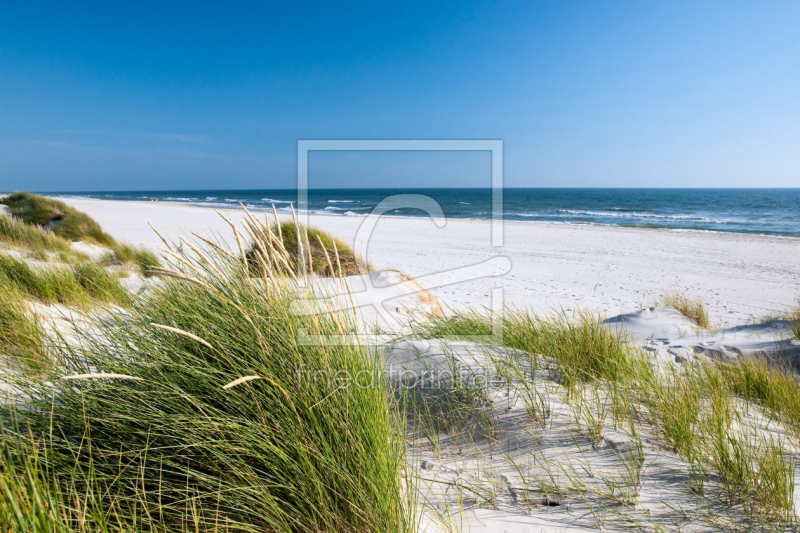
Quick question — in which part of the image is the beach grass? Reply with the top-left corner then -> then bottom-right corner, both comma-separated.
2,224 -> 411,532
660,291 -> 711,329
415,307 -> 797,524
0,214 -> 74,257
0,253 -> 129,308
419,307 -> 645,391
244,217 -> 369,277
715,357 -> 800,428
0,278 -> 45,366
110,242 -> 161,276
1,192 -> 116,247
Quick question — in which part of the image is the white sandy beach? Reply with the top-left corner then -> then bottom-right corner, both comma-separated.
56,197 -> 800,328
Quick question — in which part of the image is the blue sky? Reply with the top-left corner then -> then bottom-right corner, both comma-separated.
1,1 -> 799,191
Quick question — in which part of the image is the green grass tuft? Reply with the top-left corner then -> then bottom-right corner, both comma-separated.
72,262 -> 131,306
661,291 -> 711,329
1,192 -> 116,246
0,278 -> 45,365
0,253 -> 129,308
0,214 -> 72,255
247,220 -> 369,277
111,242 -> 161,276
419,307 -> 644,390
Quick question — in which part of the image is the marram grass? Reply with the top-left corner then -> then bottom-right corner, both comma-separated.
0,277 -> 45,366
415,306 -> 797,524
0,213 -> 72,256
1,192 -> 116,246
2,215 -> 412,533
111,242 -> 161,276
0,252 -> 129,309
241,207 -> 369,278
660,291 -> 711,329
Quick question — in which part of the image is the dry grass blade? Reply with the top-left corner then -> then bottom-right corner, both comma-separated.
191,232 -> 237,260
222,375 -> 263,389
179,236 -> 226,280
272,204 -> 282,240
148,222 -> 175,252
150,323 -> 216,350
148,266 -> 212,289
62,373 -> 143,381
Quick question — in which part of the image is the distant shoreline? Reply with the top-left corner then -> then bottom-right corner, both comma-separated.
47,188 -> 800,239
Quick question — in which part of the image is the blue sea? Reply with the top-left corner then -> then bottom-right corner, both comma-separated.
53,188 -> 800,238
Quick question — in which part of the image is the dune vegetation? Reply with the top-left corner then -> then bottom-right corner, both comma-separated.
242,212 -> 369,277
0,278 -> 45,366
1,213 -> 410,533
660,291 -> 711,329
0,253 -> 130,309
103,242 -> 162,276
1,192 -> 116,247
414,307 -> 798,525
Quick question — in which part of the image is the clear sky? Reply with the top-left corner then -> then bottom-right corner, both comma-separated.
1,1 -> 799,191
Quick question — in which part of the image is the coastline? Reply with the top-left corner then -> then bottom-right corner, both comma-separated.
53,196 -> 800,327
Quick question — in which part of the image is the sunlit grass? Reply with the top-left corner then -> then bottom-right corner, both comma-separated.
0,252 -> 129,308
414,306 -> 797,524
2,215 -> 411,532
1,192 -> 116,246
0,278 -> 45,367
661,291 -> 711,329
109,242 -> 161,276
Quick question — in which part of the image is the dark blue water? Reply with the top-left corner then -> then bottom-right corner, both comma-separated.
53,188 -> 800,238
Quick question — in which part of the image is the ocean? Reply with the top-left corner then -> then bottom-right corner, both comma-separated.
52,188 -> 800,238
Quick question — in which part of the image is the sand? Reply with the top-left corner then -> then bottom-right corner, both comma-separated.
55,197 -> 800,327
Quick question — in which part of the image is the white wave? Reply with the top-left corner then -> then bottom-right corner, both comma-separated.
327,199 -> 354,203
261,198 -> 293,204
558,209 -> 711,221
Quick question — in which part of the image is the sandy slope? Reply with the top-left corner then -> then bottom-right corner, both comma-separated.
54,197 -> 800,326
